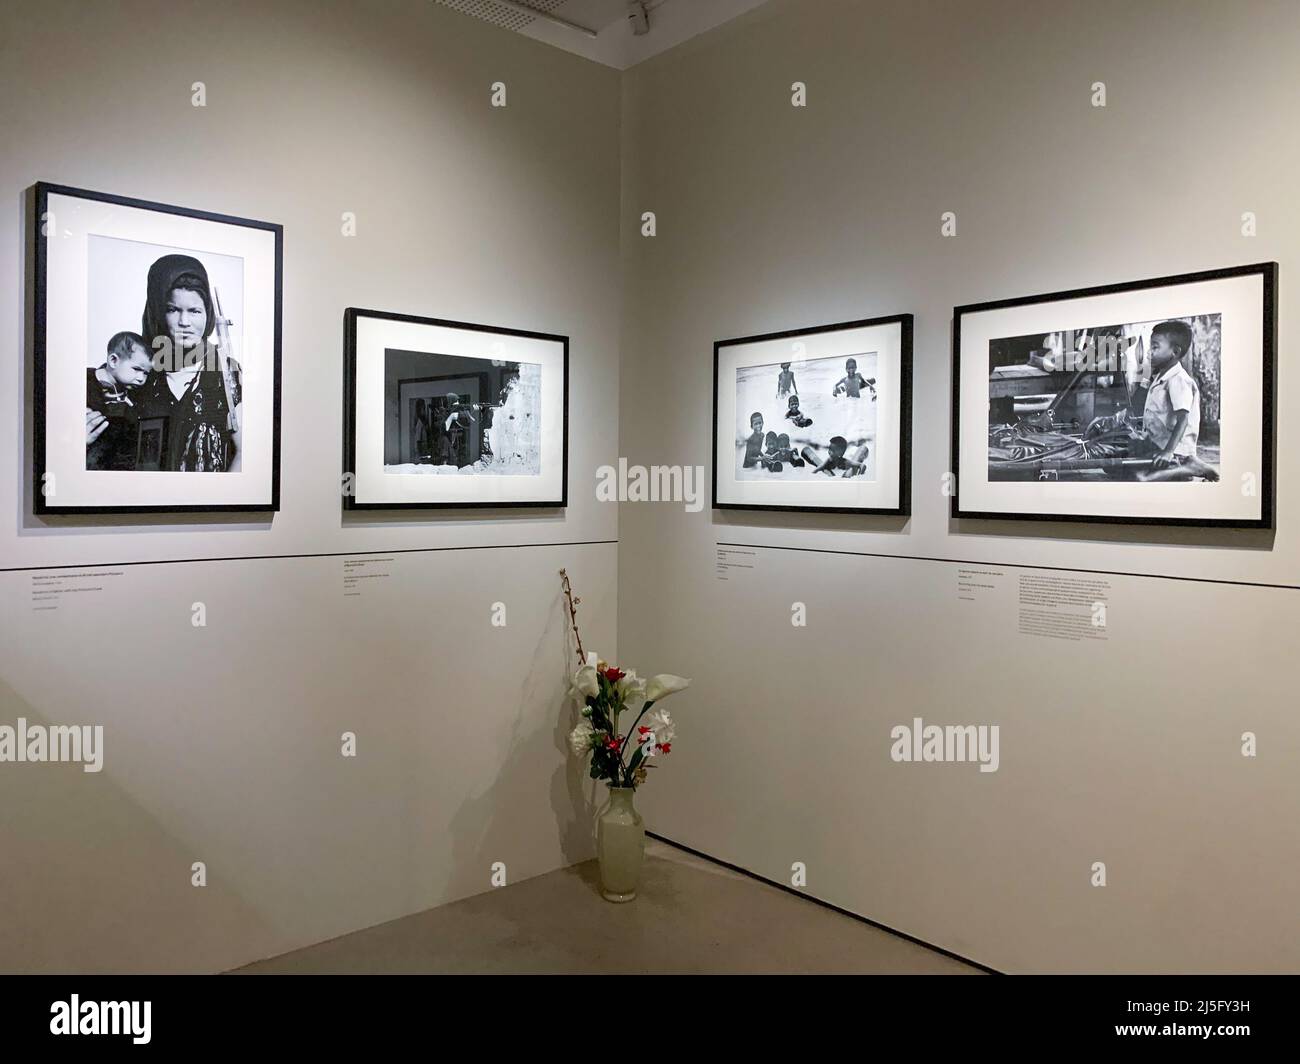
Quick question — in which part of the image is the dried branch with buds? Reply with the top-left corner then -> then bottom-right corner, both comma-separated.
559,568 -> 585,664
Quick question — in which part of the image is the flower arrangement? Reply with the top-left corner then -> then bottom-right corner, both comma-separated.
560,570 -> 689,789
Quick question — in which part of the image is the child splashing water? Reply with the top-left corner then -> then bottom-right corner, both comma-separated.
734,354 -> 878,481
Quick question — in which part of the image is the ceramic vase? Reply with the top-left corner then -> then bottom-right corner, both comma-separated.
596,785 -> 644,902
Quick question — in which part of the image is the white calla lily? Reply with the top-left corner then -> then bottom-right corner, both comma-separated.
570,664 -> 599,702
619,671 -> 647,713
645,674 -> 691,702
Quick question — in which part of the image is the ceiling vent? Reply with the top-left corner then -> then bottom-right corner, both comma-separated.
434,0 -> 594,36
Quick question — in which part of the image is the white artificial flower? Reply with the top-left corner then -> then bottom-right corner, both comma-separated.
570,664 -> 599,702
645,707 -> 676,745
645,674 -> 691,703
568,720 -> 596,757
618,670 -> 647,713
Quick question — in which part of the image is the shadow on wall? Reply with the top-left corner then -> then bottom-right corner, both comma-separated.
446,581 -> 598,900
714,508 -> 911,537
948,517 -> 1277,554
0,678 -> 276,973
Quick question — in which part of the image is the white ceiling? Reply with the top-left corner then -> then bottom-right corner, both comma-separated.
434,0 -> 773,70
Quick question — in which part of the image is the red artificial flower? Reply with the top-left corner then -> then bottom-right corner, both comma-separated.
657,742 -> 671,754
602,666 -> 626,683
605,735 -> 622,751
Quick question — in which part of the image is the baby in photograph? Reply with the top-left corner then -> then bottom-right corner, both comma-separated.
86,331 -> 152,470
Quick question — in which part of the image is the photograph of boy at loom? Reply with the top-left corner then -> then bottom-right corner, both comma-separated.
986,316 -> 1220,482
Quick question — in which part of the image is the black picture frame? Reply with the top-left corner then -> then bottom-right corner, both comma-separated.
342,307 -> 569,510
32,181 -> 283,515
950,262 -> 1277,529
712,314 -> 913,516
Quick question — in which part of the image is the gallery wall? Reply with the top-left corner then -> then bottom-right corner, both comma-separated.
5,0 -> 1297,977
619,0 -> 1300,972
0,0 -> 619,971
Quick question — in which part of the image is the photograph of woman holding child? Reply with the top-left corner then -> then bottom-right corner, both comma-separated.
85,253 -> 242,473
36,181 -> 280,514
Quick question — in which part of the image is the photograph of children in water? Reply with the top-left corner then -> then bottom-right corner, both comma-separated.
83,236 -> 245,473
733,352 -> 878,481
986,315 -> 1221,483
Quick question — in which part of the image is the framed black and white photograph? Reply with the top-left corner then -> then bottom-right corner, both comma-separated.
712,315 -> 912,514
33,182 -> 282,514
952,263 -> 1277,527
343,308 -> 567,509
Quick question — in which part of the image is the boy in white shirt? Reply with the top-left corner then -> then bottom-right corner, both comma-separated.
1138,320 -> 1218,481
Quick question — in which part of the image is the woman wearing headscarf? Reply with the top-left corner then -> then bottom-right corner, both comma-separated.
133,253 -> 242,472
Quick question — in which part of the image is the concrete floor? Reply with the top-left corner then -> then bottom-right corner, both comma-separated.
233,841 -> 981,974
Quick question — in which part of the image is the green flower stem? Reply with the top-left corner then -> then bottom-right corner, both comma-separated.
616,699 -> 657,787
